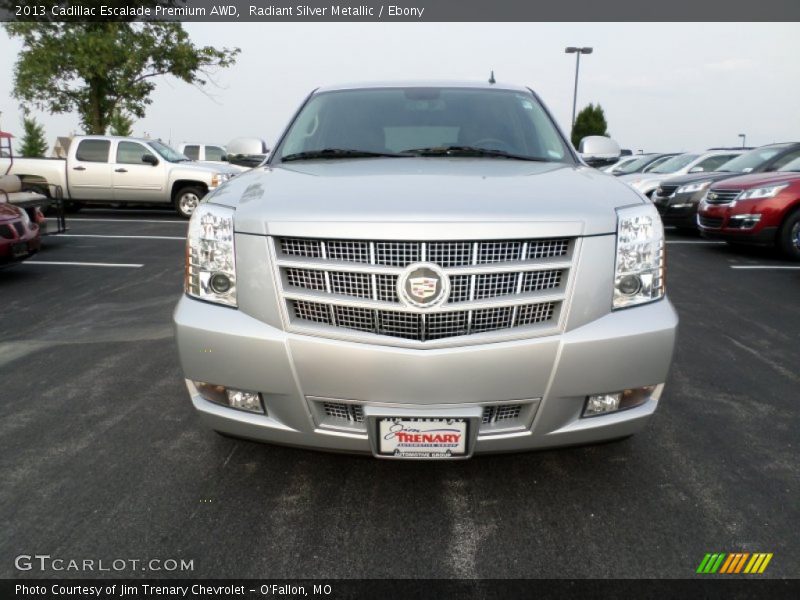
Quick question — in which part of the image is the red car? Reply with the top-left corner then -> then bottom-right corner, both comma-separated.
0,202 -> 41,267
697,157 -> 800,260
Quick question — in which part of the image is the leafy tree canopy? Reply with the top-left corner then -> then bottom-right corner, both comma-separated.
5,20 -> 240,134
571,103 -> 610,148
18,112 -> 48,157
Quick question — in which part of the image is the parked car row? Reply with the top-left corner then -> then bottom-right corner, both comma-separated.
641,143 -> 800,260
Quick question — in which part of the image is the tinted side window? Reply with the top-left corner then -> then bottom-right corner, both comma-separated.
75,140 -> 110,163
183,145 -> 200,160
770,149 -> 800,170
116,141 -> 149,164
205,146 -> 226,161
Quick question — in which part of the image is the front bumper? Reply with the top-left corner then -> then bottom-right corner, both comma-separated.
653,191 -> 703,228
0,228 -> 41,266
175,295 -> 678,456
697,202 -> 779,245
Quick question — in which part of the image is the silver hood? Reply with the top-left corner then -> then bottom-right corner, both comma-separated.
206,158 -> 645,238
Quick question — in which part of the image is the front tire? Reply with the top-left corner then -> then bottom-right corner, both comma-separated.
777,209 -> 800,261
174,186 -> 205,219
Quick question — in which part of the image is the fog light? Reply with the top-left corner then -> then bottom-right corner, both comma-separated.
194,381 -> 264,414
584,393 -> 621,416
226,389 -> 262,413
583,385 -> 657,417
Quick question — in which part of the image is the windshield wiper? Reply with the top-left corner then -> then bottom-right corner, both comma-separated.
281,148 -> 407,162
401,145 -> 551,162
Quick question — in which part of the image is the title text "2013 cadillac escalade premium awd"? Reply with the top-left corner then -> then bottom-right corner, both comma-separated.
174,82 -> 678,459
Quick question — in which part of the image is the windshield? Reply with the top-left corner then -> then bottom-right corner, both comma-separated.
717,145 -> 789,173
149,140 -> 189,162
614,155 -> 656,174
641,155 -> 673,172
650,153 -> 698,174
273,87 -> 572,163
778,156 -> 800,172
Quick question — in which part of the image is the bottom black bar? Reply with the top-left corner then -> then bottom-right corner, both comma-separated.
2,579 -> 797,600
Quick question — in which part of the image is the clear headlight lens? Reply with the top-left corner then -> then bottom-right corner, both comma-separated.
211,172 -> 234,188
185,204 -> 237,307
676,180 -> 711,194
18,207 -> 31,227
738,184 -> 788,200
614,204 -> 665,309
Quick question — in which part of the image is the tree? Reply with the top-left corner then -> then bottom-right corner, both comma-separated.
571,103 -> 609,148
108,110 -> 134,137
4,20 -> 240,134
18,113 -> 48,157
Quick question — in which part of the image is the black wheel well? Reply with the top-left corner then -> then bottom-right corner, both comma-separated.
171,180 -> 208,200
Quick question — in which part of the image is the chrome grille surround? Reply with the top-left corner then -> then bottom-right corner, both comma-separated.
705,189 -> 741,205
273,236 -> 576,347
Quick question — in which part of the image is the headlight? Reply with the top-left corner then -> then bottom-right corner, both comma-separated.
211,172 -> 234,187
185,204 -> 237,307
738,184 -> 788,200
676,180 -> 711,194
613,204 -> 665,309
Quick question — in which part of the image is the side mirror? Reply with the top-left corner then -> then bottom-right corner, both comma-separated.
689,166 -> 704,173
579,136 -> 621,168
220,154 -> 229,162
142,153 -> 159,166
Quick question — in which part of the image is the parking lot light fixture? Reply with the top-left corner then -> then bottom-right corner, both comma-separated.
738,133 -> 746,148
565,46 -> 593,135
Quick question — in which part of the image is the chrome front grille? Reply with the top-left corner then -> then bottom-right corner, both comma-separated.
705,189 -> 740,205
279,237 -> 569,266
291,299 -> 556,341
657,184 -> 680,197
274,236 -> 574,345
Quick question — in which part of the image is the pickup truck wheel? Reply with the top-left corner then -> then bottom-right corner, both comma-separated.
777,210 -> 800,261
174,186 -> 205,218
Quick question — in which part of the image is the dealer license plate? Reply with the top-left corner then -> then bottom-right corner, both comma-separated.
12,242 -> 28,258
376,417 -> 469,458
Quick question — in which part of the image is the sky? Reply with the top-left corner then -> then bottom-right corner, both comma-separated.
1,22 -> 799,154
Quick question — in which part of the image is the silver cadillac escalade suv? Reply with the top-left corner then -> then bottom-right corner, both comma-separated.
174,81 -> 678,459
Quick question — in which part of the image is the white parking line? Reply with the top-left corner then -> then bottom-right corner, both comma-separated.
59,234 -> 185,240
730,265 -> 800,270
665,240 -> 725,244
46,217 -> 186,224
24,261 -> 143,268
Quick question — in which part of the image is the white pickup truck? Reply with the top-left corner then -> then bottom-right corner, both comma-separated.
0,135 -> 240,217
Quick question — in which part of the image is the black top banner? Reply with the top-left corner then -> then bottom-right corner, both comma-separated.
2,0 -> 799,22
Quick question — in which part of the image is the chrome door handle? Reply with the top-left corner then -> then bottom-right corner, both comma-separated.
73,166 -> 86,171
115,168 -> 128,173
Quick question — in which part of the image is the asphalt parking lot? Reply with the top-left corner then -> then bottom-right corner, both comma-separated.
1,210 -> 798,580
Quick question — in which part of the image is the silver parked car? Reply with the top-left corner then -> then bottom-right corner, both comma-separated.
619,150 -> 743,198
174,82 -> 678,459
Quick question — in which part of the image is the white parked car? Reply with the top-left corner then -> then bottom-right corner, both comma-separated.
619,150 -> 743,197
177,142 -> 250,173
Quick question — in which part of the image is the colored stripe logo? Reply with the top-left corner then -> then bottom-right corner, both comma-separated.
696,553 -> 773,574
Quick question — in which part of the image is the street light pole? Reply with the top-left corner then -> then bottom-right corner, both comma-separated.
738,133 -> 746,148
565,46 -> 593,136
